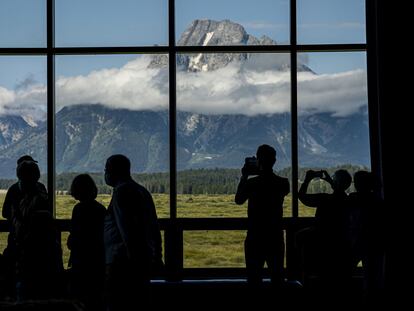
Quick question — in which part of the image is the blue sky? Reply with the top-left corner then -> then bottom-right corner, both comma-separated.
0,0 -> 367,109
0,0 -> 366,85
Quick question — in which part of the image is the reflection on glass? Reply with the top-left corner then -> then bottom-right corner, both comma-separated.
55,0 -> 168,47
297,52 -> 370,217
0,0 -> 46,47
176,53 -> 292,217
176,0 -> 289,45
55,54 -> 169,218
0,56 -> 47,194
297,0 -> 366,44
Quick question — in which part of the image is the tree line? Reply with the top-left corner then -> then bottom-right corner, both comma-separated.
0,165 -> 368,195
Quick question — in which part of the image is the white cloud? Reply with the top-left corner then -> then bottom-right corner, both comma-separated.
0,84 -> 46,120
0,55 -> 367,120
56,56 -> 168,111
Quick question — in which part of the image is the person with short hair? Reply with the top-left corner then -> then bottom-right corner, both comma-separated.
103,154 -> 163,311
235,144 -> 290,289
67,174 -> 106,310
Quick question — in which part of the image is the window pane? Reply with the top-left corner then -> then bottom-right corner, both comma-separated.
176,0 -> 289,46
184,230 -> 287,268
184,231 -> 246,268
55,0 -> 168,47
55,54 -> 169,219
0,56 -> 47,203
0,232 -> 7,253
176,53 -> 292,217
297,52 -> 370,217
297,0 -> 366,44
0,0 -> 46,47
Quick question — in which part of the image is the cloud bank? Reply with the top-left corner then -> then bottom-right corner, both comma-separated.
0,55 -> 367,121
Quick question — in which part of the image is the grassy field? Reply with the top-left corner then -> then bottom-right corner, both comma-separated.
0,193 -> 316,268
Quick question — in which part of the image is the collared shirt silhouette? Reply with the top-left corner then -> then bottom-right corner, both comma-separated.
103,154 -> 163,311
235,144 -> 290,287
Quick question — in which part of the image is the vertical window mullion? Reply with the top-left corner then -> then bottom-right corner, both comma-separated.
47,0 -> 55,217
169,0 -> 177,220
165,0 -> 184,281
290,0 -> 299,218
365,0 -> 383,198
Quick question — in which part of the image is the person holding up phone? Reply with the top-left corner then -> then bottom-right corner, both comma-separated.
235,144 -> 290,292
298,169 -> 353,298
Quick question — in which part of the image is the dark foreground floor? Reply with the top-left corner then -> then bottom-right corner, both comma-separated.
0,278 -> 394,310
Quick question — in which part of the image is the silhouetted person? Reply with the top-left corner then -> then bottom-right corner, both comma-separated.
12,160 -> 63,300
298,169 -> 353,297
103,154 -> 163,311
1,156 -> 47,298
67,174 -> 106,310
235,144 -> 290,291
349,171 -> 385,301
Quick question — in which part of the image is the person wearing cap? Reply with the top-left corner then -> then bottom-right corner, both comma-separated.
1,155 -> 47,298
2,155 -> 47,220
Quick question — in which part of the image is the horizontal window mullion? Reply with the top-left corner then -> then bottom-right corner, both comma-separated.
297,43 -> 367,52
1,44 -> 367,56
52,46 -> 170,55
0,48 -> 48,55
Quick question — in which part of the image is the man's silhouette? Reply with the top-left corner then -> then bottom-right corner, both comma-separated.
103,154 -> 163,311
235,144 -> 290,289
298,169 -> 353,295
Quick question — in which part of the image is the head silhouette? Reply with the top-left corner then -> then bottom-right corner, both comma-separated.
331,169 -> 352,192
354,170 -> 374,193
16,160 -> 40,183
105,154 -> 131,187
70,174 -> 98,202
17,155 -> 37,165
16,160 -> 41,192
256,144 -> 276,171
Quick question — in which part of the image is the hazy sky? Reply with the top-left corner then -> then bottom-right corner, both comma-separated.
0,0 -> 367,118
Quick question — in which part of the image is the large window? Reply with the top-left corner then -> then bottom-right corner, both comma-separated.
54,54 -> 170,219
0,0 -> 377,273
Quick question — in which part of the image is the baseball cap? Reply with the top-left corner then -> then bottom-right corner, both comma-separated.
17,155 -> 38,165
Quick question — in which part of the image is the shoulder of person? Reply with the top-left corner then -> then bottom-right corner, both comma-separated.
114,179 -> 145,200
115,179 -> 137,192
6,182 -> 21,197
92,200 -> 107,213
8,182 -> 20,192
272,173 -> 289,184
37,182 -> 47,192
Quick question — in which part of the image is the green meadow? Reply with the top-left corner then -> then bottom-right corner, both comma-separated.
1,193 -> 315,268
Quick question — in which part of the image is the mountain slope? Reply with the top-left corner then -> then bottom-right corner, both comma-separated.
0,104 -> 370,177
0,19 -> 369,177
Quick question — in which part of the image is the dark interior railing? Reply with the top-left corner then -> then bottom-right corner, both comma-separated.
0,217 -> 315,281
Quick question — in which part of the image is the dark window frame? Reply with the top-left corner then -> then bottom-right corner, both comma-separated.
0,0 -> 382,278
